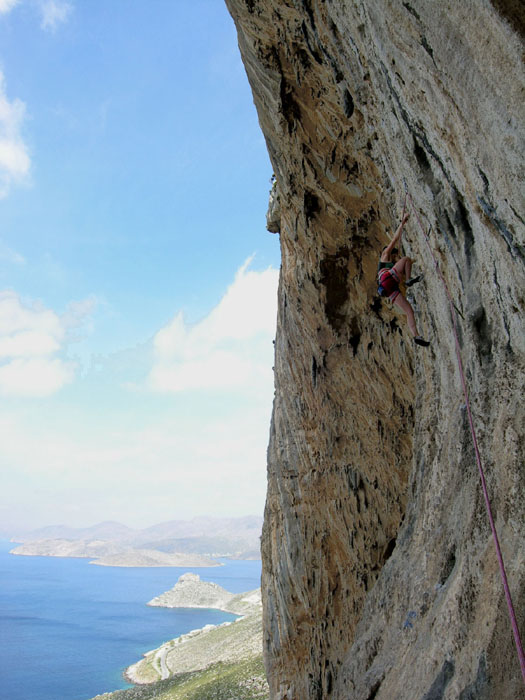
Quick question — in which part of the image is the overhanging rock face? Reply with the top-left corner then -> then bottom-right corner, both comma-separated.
225,2 -> 525,698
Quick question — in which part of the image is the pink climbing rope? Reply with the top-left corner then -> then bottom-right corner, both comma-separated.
404,186 -> 525,683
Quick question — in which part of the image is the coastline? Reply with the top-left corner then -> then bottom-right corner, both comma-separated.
88,568 -> 268,700
2,540 -> 264,700
122,621 -> 237,685
9,541 -> 221,568
114,574 -> 264,692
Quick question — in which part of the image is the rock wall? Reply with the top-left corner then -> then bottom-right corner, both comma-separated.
224,1 -> 525,698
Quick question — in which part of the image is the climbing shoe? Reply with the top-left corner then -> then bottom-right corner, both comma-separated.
414,336 -> 430,347
406,274 -> 423,287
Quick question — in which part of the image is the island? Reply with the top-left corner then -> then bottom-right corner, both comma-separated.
9,540 -> 220,568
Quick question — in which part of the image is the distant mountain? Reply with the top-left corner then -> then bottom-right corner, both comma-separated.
11,520 -> 137,543
135,516 -> 263,543
10,540 -> 220,568
10,516 -> 263,559
10,539 -> 123,558
139,536 -> 258,557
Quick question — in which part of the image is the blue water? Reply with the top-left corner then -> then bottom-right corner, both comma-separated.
0,540 -> 261,700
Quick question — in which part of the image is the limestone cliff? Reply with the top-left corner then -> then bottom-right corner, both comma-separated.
225,2 -> 524,699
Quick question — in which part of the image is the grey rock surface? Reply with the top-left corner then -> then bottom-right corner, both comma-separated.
225,1 -> 524,698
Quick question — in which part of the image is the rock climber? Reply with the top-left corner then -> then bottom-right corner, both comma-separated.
378,211 -> 430,347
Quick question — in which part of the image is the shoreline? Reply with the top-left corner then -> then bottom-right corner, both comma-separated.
122,620 -> 237,685
118,574 -> 263,687
9,543 -> 222,568
83,566 -> 267,699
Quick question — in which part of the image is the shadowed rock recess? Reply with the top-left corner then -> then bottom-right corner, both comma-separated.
225,2 -> 524,699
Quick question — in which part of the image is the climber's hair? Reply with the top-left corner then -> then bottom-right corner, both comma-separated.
382,246 -> 398,254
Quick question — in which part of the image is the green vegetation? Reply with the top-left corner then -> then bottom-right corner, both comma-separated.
93,656 -> 269,700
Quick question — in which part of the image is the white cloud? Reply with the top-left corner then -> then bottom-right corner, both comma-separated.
0,290 -> 81,396
39,0 -> 72,32
0,0 -> 73,26
0,262 -> 279,528
0,291 -> 63,338
0,356 -> 72,396
149,258 -> 278,396
0,2 -> 71,197
0,329 -> 60,357
0,0 -> 19,13
0,71 -> 30,198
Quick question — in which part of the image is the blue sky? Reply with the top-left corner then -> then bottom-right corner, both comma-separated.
0,0 -> 280,532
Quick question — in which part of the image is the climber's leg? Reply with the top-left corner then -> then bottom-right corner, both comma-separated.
393,294 -> 430,346
394,257 -> 423,287
393,256 -> 412,281
393,293 -> 418,336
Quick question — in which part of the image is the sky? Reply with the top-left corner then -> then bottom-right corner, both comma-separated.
0,0 -> 280,533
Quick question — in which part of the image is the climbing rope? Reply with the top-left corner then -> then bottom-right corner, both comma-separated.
403,182 -> 525,683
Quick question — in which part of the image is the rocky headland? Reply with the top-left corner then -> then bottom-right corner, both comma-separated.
148,572 -> 261,615
127,574 -> 262,684
91,574 -> 267,700
225,1 -> 524,699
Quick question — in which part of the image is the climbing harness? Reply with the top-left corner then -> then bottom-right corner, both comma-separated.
377,267 -> 400,299
402,180 -> 525,683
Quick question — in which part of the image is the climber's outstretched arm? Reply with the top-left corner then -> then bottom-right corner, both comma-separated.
381,212 -> 410,261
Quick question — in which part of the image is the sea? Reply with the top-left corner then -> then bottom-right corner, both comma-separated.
0,540 -> 262,700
